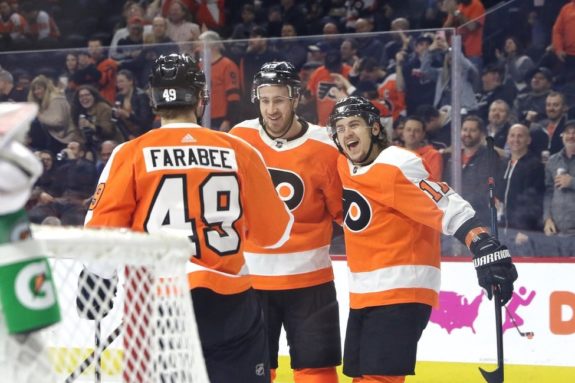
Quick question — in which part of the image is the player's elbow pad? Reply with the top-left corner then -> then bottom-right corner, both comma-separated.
76,268 -> 118,320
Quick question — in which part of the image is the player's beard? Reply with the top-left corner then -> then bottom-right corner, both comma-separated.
262,108 -> 296,139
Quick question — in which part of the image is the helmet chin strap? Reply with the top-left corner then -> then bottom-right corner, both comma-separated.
261,99 -> 297,140
349,127 -> 380,166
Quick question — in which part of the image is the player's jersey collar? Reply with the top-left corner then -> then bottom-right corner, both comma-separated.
161,122 -> 203,129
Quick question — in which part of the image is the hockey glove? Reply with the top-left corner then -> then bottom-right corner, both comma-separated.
470,234 -> 518,305
76,268 -> 118,320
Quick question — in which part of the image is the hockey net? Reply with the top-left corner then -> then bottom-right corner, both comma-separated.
28,225 -> 210,383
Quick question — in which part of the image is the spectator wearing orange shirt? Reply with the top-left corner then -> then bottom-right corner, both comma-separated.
403,116 -> 444,181
197,30 -> 240,132
552,0 -> 575,83
443,0 -> 485,72
307,49 -> 352,125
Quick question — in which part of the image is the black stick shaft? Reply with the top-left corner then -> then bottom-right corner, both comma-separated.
486,136 -> 504,381
95,320 -> 101,383
65,324 -> 122,383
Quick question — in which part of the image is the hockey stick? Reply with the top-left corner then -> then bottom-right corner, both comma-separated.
95,320 -> 102,383
479,136 -> 504,383
64,323 -> 122,383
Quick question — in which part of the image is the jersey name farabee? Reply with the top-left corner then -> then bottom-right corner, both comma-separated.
144,146 -> 238,172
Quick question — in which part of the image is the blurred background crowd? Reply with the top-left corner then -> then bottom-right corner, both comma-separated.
1,0 -> 574,255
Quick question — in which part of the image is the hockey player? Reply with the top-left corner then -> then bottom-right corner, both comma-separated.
230,61 -> 343,383
328,96 -> 518,383
82,53 -> 293,383
0,102 -> 61,383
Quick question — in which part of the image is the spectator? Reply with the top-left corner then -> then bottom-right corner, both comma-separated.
229,3 -> 257,60
87,37 -> 119,104
340,38 -> 359,67
19,1 -> 60,49
530,91 -> 571,159
116,16 -> 146,63
70,51 -> 101,89
543,120 -> 575,236
402,115 -> 444,181
95,139 -> 118,177
514,66 -> 554,124
280,0 -> 307,36
0,68 -> 26,101
475,64 -> 516,123
197,30 -> 240,132
395,33 -> 436,114
28,141 -> 97,225
274,22 -> 307,71
443,0 -> 485,71
445,115 -> 502,225
265,6 -> 283,38
59,52 -> 79,102
143,15 -> 172,45
353,17 -> 384,63
420,41 -> 479,112
27,74 -> 83,154
380,17 -> 411,70
486,99 -> 512,155
108,2 -> 152,60
70,85 -> 124,146
307,49 -> 352,125
0,0 -> 28,49
113,69 -> 155,138
239,26 -> 282,120
165,0 -> 200,44
417,104 -> 452,150
31,149 -> 58,200
495,36 -> 535,93
497,124 -> 545,237
552,0 -> 575,83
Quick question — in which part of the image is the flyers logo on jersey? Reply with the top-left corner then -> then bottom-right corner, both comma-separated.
269,168 -> 304,211
343,188 -> 372,232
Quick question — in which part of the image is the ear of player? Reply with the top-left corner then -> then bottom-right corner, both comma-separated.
469,233 -> 518,305
76,268 -> 118,320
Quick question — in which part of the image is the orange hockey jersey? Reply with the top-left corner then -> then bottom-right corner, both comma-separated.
230,119 -> 343,290
86,122 -> 293,295
337,146 -> 476,309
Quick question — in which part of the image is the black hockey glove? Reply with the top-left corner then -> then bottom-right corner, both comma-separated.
76,268 -> 118,320
470,234 -> 518,305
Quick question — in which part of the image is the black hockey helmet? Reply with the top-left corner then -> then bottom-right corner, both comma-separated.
251,61 -> 301,103
328,96 -> 386,152
149,53 -> 209,109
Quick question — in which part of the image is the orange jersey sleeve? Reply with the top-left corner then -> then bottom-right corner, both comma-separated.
338,146 -> 475,309
86,123 -> 292,294
230,119 -> 343,290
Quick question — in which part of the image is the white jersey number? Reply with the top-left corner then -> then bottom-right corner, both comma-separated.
144,174 -> 241,257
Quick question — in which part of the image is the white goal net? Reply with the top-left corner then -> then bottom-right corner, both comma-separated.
20,225 -> 210,383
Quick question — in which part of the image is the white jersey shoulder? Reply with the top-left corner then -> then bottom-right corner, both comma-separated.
306,122 -> 338,150
232,118 -> 260,131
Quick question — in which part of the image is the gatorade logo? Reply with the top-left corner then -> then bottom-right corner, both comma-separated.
15,261 -> 56,310
10,220 -> 31,242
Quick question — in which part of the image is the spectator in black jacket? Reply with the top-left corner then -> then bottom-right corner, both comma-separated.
486,99 -> 512,155
445,115 -> 503,225
497,124 -> 545,237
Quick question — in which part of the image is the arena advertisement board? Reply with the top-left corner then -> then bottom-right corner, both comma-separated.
322,258 -> 575,367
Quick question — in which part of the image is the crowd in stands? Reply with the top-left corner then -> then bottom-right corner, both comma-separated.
0,0 -> 574,255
